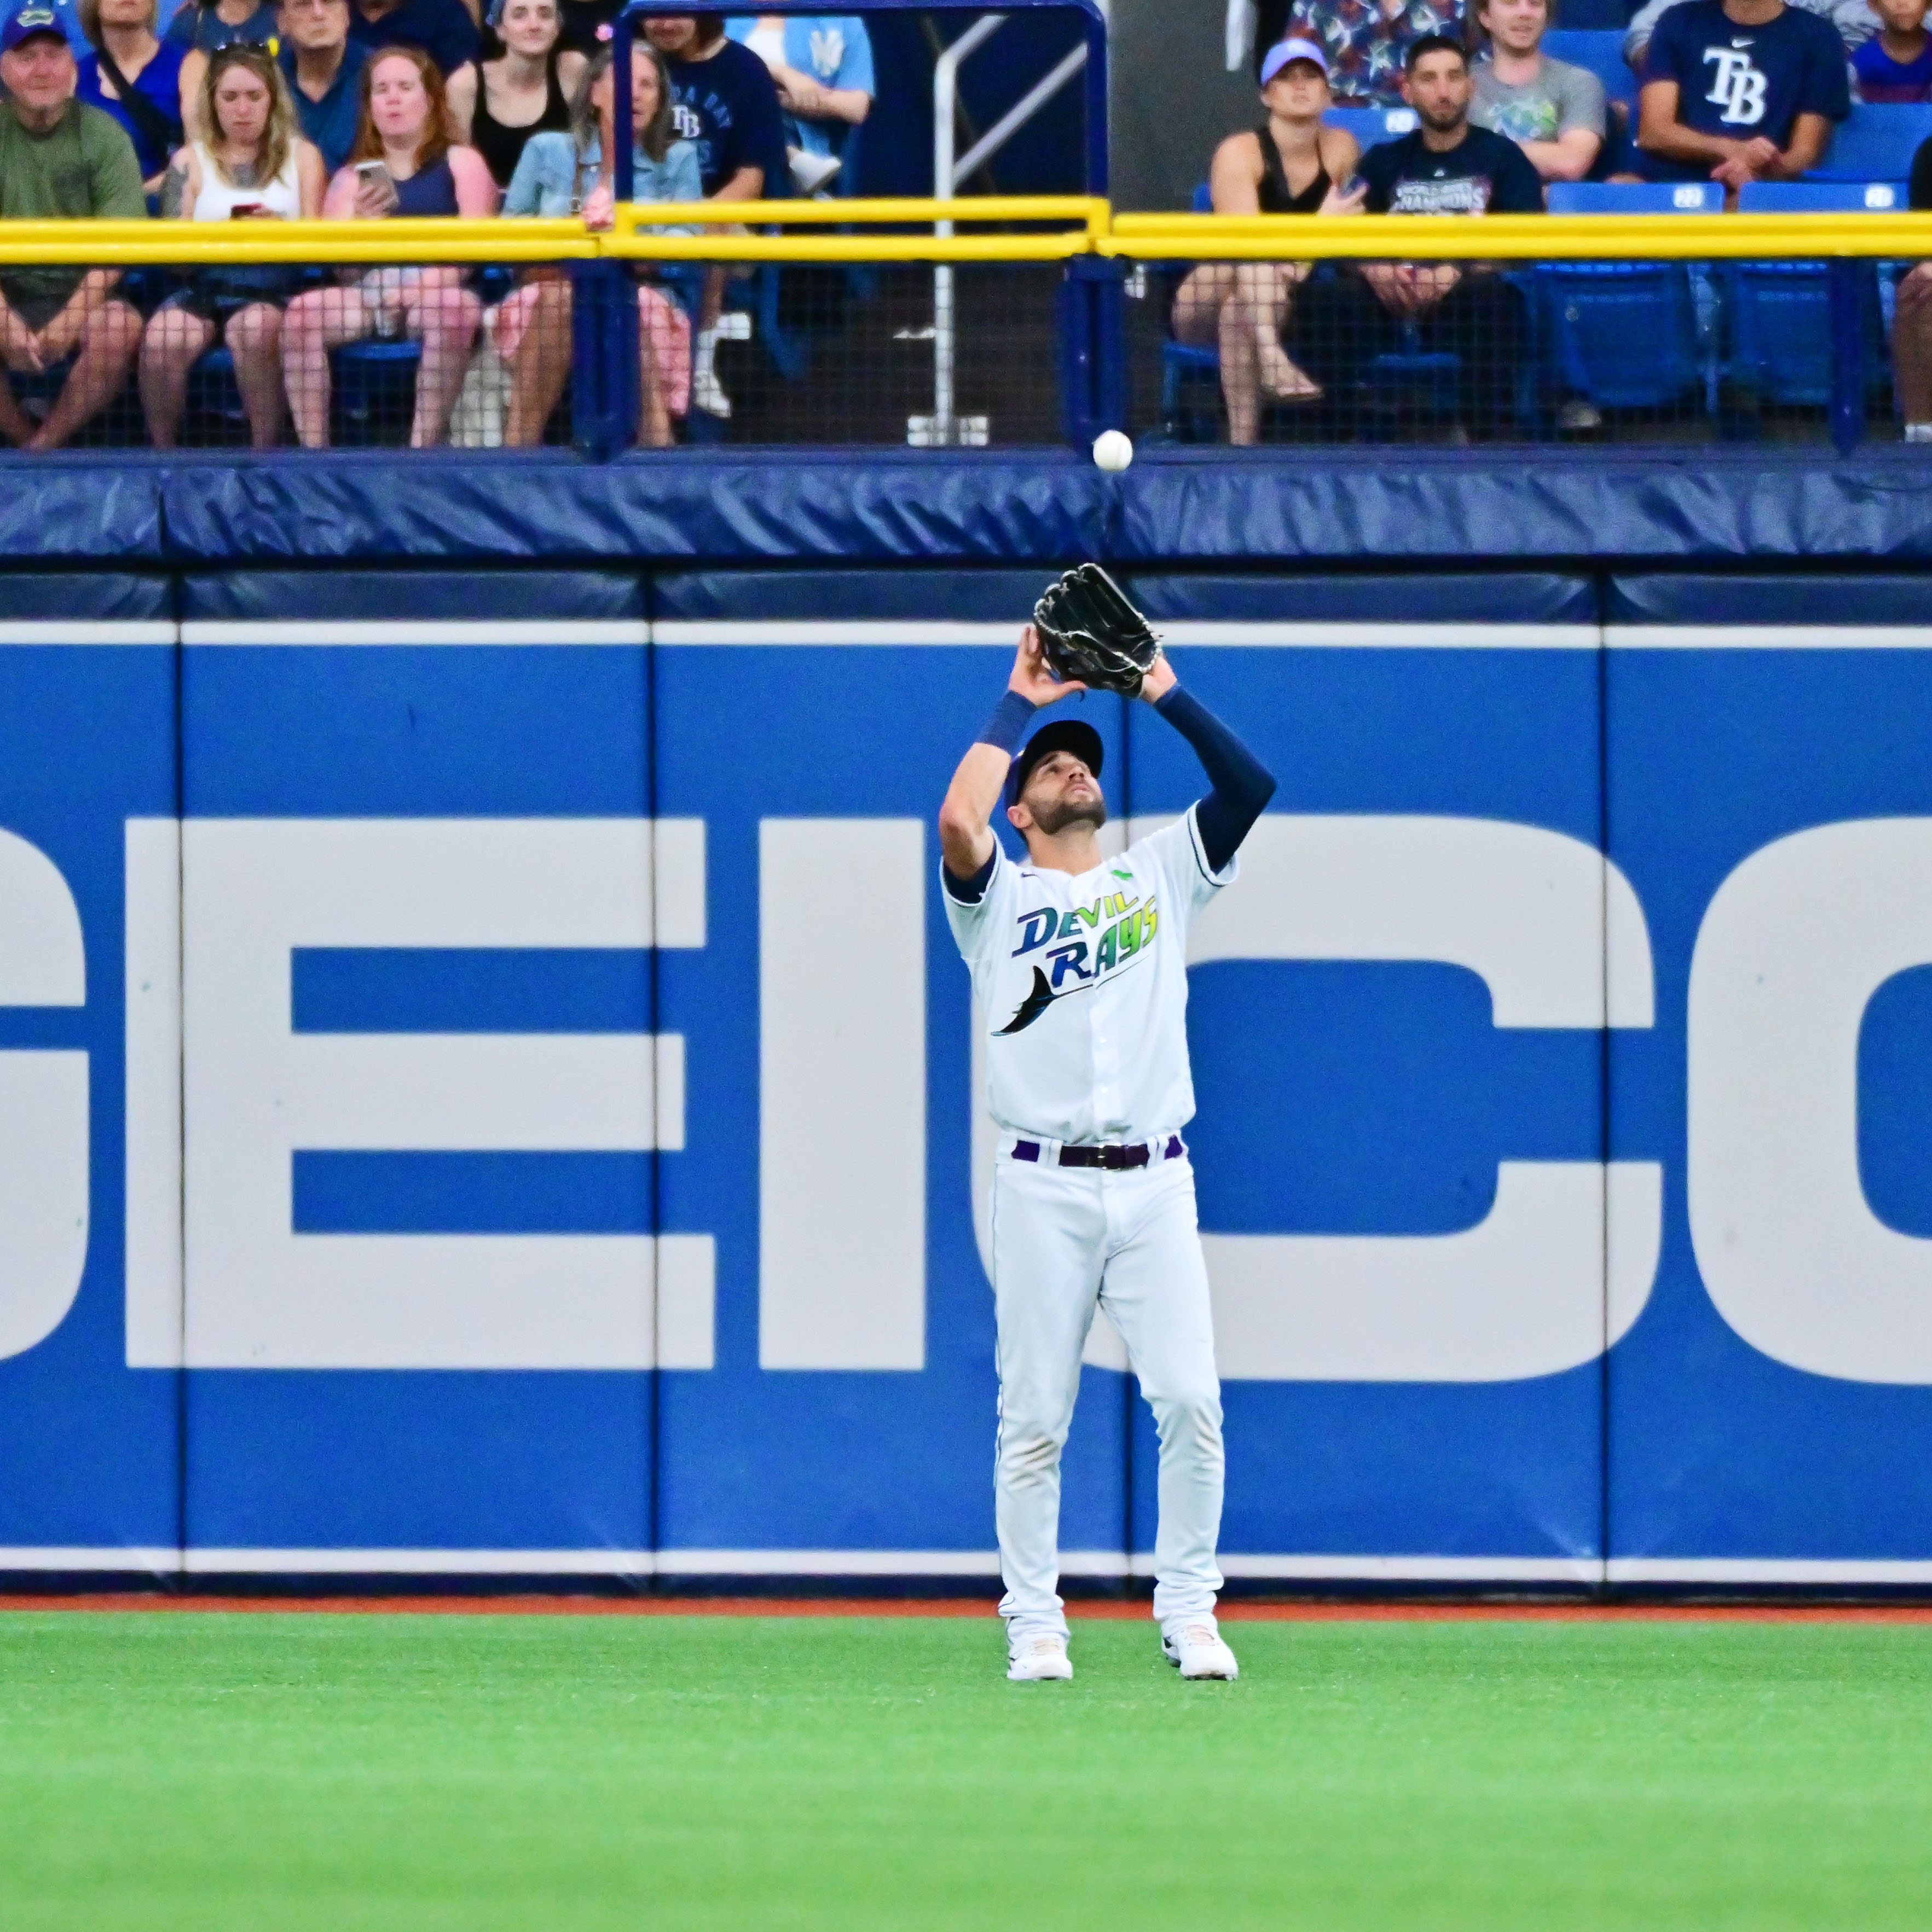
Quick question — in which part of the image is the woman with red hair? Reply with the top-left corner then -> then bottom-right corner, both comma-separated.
280,44 -> 496,446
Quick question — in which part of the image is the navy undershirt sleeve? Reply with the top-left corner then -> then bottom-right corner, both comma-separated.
1155,685 -> 1277,875
944,848 -> 997,904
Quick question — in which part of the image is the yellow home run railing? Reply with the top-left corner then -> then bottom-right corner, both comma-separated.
0,203 -> 1925,263
0,198 -> 1919,453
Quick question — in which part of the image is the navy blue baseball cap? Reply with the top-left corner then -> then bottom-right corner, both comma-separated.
2,4 -> 66,49
1009,718 -> 1104,807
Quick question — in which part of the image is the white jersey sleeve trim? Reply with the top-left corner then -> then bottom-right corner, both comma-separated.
1185,802 -> 1239,890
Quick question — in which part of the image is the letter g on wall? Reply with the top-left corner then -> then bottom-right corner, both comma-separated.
0,828 -> 88,1359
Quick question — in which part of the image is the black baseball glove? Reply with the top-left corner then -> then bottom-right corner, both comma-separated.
1032,564 -> 1162,698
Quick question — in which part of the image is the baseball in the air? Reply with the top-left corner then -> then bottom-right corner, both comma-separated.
1092,429 -> 1134,472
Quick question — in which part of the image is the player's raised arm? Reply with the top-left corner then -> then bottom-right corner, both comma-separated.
937,625 -> 1085,886
1139,653 -> 1277,873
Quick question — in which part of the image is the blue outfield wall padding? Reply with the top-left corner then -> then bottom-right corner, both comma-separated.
651,569 -> 1065,622
182,568 -> 645,623
0,573 -> 172,622
0,460 -> 165,562
1126,571 -> 1597,624
0,596 -> 180,1564
1606,572 -> 1932,624
1110,448 -> 1932,564
6,449 -> 1932,566
1604,579 -> 1932,1571
154,452 -> 1113,566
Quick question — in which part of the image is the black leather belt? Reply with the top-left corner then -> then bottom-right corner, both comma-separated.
1013,1136 -> 1184,1169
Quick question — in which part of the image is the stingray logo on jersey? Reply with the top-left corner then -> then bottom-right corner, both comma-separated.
999,886 -> 1159,1034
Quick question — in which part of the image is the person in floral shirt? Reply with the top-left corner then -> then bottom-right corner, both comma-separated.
1280,0 -> 1465,106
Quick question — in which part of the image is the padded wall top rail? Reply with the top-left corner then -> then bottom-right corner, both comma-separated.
9,450 -> 1932,567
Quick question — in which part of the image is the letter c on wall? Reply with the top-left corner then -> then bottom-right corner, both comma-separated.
1185,814 -> 1661,1383
0,826 -> 88,1360
1690,818 -> 1932,1383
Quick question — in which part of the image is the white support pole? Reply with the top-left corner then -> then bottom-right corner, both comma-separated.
951,44 -> 1088,188
922,14 -> 1005,447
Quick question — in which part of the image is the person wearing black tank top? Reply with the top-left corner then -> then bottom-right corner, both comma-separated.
467,0 -> 582,188
1172,37 -> 1366,444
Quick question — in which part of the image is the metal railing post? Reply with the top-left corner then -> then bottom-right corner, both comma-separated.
1828,256 -> 1866,456
921,14 -> 1005,447
614,5 -> 635,202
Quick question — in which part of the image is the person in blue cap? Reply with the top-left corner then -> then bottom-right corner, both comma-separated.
0,2 -> 147,448
1171,37 -> 1366,444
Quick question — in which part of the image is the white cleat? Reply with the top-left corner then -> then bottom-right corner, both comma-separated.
1162,1622 -> 1239,1681
1008,1633 -> 1074,1682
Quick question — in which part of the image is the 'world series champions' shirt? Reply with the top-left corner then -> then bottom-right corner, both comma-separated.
943,808 -> 1233,1147
1356,123 -> 1547,215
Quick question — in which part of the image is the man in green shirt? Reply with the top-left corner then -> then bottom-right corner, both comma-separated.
0,6 -> 147,449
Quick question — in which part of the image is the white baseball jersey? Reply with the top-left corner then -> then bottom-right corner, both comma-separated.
943,806 -> 1234,1144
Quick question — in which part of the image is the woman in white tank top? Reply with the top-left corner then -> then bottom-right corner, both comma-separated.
140,43 -> 326,448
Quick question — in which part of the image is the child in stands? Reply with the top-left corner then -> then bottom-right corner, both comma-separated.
1854,0 -> 1932,99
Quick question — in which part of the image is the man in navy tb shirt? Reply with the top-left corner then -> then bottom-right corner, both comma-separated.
647,11 -> 786,421
1638,0 -> 1849,189
1291,34 -> 1542,437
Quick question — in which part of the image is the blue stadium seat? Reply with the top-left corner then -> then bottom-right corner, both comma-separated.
1547,181 -> 1721,212
1738,180 -> 1902,212
1537,181 -> 1722,412
1726,181 -> 1891,409
1542,28 -> 1638,108
1160,182 -> 1224,437
1322,105 -> 1418,150
1807,102 -> 1932,184
331,338 -> 423,446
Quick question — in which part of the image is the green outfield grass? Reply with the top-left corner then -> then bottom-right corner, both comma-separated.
2,1610 -> 1930,1930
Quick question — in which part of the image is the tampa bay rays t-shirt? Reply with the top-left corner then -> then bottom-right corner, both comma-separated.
665,36 -> 789,197
1357,123 -> 1546,213
1639,0 -> 1850,178
943,809 -> 1233,1146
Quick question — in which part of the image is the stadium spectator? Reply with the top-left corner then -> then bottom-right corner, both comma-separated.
0,6 -> 146,450
1624,0 -> 1872,68
728,13 -> 871,195
277,0 -> 368,172
468,0 -> 582,187
1470,0 -> 1605,181
1854,0 -> 1932,97
1889,132 -> 1932,435
1634,0 -> 1849,189
1279,0 -> 1464,108
171,0 -> 277,135
346,0 -> 480,127
1291,33 -> 1542,435
496,38 -> 700,445
1171,37 -> 1364,445
646,12 -> 785,419
76,0 -> 187,188
280,46 -> 495,447
141,44 -> 323,446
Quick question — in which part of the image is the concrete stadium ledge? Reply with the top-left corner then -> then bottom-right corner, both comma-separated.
4,445 -> 1932,566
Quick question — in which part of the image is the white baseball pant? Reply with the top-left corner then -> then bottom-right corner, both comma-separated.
990,1146 -> 1225,1642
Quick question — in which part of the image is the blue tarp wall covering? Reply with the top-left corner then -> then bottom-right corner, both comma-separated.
2,447 -> 1931,1590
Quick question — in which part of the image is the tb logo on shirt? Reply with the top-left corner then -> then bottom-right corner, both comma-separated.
1704,43 -> 1769,124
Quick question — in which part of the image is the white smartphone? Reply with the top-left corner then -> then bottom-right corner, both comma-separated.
353,159 -> 399,212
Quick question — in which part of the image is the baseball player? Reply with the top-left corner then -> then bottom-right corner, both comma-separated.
937,570 -> 1276,1683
